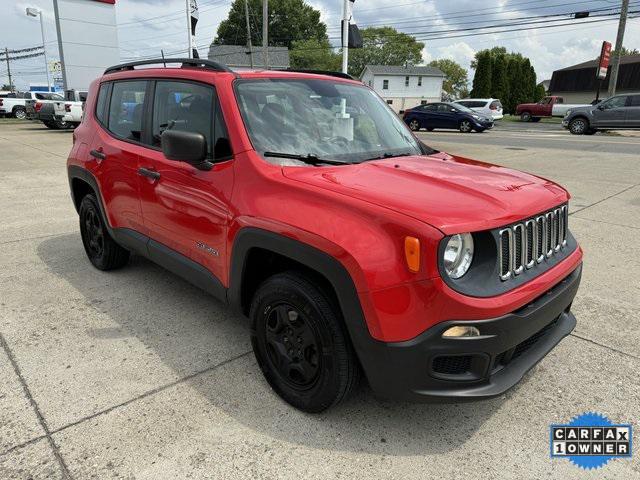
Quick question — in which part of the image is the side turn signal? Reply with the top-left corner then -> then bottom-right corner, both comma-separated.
404,236 -> 421,273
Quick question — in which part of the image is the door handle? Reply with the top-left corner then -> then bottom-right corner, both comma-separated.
90,149 -> 106,160
138,167 -> 161,181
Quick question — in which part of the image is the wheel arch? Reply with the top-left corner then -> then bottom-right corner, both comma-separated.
228,228 -> 375,372
68,165 -> 112,230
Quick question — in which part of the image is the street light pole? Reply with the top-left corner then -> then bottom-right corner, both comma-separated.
608,0 -> 629,97
341,0 -> 350,74
26,8 -> 51,92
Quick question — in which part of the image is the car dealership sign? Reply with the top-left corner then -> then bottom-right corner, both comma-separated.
597,41 -> 612,79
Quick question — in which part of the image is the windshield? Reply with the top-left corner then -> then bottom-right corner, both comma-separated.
235,79 -> 422,164
452,103 -> 474,113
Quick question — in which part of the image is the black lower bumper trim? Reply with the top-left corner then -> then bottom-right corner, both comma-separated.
359,264 -> 581,402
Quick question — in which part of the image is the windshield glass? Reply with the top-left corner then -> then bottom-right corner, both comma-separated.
235,79 -> 422,164
452,103 -> 474,113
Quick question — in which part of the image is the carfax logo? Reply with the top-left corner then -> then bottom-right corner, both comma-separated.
550,412 -> 633,470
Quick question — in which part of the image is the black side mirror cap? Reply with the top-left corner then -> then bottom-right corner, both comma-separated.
161,129 -> 211,170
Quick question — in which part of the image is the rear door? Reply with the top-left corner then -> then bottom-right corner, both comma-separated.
90,80 -> 148,234
137,79 -> 234,282
625,94 -> 640,127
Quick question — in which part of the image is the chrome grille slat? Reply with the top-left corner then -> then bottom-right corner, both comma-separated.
498,205 -> 568,281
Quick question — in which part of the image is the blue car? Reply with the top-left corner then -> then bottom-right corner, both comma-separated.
403,102 -> 494,133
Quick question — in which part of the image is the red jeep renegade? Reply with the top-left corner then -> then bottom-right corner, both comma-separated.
67,59 -> 583,412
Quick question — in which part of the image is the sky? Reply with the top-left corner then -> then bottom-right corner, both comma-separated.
1,0 -> 639,91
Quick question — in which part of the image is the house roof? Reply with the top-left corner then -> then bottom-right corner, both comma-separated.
208,44 -> 290,68
557,53 -> 640,71
362,65 -> 445,77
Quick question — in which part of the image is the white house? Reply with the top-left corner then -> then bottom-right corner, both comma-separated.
361,65 -> 445,113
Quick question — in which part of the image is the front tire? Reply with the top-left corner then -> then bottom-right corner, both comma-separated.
569,117 -> 589,135
459,119 -> 472,133
250,272 -> 360,412
79,194 -> 129,270
13,107 -> 26,120
408,119 -> 420,131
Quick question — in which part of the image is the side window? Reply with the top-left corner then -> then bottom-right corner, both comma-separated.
628,95 -> 640,106
152,81 -> 214,157
405,76 -> 409,87
95,84 -> 109,125
418,76 -> 422,86
108,81 -> 147,141
423,104 -> 437,111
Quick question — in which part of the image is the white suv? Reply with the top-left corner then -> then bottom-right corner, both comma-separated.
455,98 -> 503,120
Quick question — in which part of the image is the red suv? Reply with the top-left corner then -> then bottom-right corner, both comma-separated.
67,59 -> 583,412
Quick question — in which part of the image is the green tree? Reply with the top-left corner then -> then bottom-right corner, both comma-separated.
349,27 -> 424,77
1,83 -> 12,91
214,0 -> 327,49
504,57 -> 523,113
290,38 -> 340,71
534,82 -> 547,102
470,50 -> 492,97
618,46 -> 639,56
428,59 -> 469,99
490,54 -> 507,101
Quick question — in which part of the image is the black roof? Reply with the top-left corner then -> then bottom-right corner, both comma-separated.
549,54 -> 640,93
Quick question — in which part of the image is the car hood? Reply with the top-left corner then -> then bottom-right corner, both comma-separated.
282,152 -> 568,234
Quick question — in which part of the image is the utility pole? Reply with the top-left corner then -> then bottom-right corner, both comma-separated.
185,0 -> 192,58
4,48 -> 13,92
244,0 -> 254,68
262,0 -> 268,68
341,0 -> 350,74
608,0 -> 629,97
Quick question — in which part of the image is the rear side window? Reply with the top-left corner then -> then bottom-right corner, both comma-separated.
95,84 -> 109,125
108,81 -> 147,141
627,95 -> 640,106
490,100 -> 502,109
152,81 -> 215,157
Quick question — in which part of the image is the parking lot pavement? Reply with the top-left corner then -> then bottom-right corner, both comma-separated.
1,122 -> 639,479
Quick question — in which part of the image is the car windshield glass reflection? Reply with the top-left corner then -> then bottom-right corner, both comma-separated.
235,79 -> 423,165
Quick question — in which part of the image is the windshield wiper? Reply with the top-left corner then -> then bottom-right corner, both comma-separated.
263,151 -> 350,166
360,152 -> 414,162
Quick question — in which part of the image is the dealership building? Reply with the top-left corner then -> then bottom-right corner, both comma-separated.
548,54 -> 640,103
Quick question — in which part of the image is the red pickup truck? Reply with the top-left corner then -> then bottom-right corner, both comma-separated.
516,96 -> 586,122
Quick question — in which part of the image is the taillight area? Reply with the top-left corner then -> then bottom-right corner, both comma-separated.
34,102 -> 43,112
490,105 -> 497,110
65,103 -> 71,112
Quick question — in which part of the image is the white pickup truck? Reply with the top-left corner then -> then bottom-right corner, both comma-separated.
0,91 -> 64,120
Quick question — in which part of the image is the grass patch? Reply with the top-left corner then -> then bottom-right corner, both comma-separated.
502,114 -> 562,124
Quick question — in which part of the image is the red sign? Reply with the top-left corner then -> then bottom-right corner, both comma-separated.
597,41 -> 612,79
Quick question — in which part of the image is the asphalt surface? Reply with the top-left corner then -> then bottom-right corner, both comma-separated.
416,120 -> 640,155
0,121 -> 639,479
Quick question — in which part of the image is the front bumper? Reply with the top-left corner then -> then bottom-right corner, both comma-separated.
359,264 -> 581,402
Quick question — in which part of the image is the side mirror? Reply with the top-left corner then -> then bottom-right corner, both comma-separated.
597,104 -> 605,111
161,129 -> 211,170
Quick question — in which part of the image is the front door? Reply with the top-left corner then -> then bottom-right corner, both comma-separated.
592,95 -> 628,127
138,79 -> 234,282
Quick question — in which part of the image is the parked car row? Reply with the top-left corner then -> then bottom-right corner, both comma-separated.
1,89 -> 86,130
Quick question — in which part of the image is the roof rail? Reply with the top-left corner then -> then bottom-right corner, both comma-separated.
104,58 -> 234,75
276,68 -> 355,80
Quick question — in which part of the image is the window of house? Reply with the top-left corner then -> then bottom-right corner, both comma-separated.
383,79 -> 389,90
420,100 -> 428,105
418,76 -> 422,86
107,81 -> 147,141
405,76 -> 410,87
387,100 -> 393,105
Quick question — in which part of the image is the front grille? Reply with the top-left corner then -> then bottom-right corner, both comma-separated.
498,205 -> 568,281
432,355 -> 472,375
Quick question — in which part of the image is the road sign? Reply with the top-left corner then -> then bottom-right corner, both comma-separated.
597,41 -> 612,79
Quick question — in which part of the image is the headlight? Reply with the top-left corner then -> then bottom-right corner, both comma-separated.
443,233 -> 474,279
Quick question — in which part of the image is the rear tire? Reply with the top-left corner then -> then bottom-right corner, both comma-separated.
520,111 -> 532,122
250,272 -> 360,412
408,119 -> 420,131
79,194 -> 129,270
